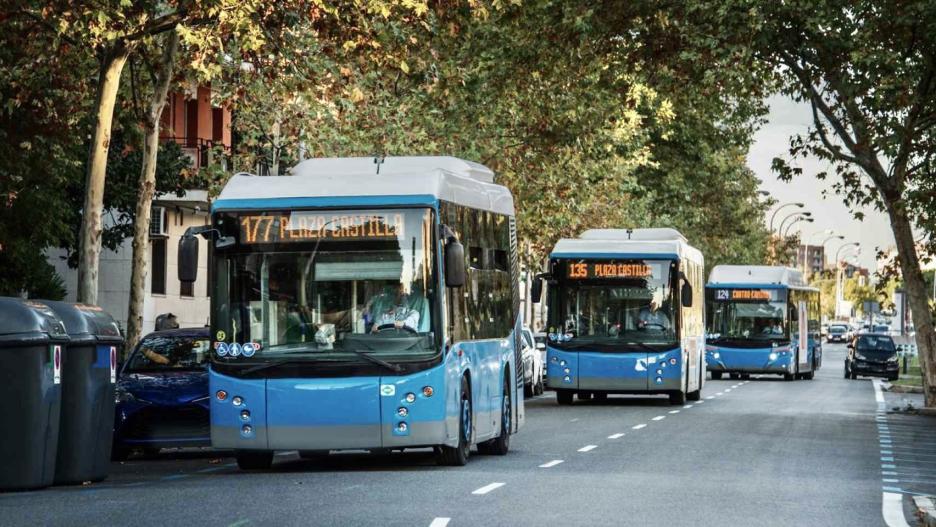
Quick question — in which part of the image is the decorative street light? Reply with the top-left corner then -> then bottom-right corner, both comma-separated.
778,211 -> 812,235
783,216 -> 814,238
833,242 -> 860,319
768,202 -> 805,232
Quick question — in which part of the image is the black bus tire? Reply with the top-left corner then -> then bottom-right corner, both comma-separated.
478,376 -> 511,456
436,376 -> 472,466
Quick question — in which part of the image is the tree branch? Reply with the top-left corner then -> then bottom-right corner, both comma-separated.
892,55 -> 935,182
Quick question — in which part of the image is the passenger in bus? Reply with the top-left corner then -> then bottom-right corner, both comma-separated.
637,290 -> 670,331
365,283 -> 429,333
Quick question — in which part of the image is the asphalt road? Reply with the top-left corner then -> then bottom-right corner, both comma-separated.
0,343 -> 892,526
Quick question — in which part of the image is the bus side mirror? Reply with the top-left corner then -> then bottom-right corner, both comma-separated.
531,278 -> 544,304
445,239 -> 466,288
178,234 -> 199,283
681,282 -> 693,308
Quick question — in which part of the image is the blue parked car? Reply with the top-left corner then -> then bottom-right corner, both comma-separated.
113,328 -> 211,460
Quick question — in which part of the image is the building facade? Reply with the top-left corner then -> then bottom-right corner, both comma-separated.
797,244 -> 826,278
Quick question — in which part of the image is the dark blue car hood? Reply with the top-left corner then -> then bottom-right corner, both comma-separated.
119,370 -> 208,406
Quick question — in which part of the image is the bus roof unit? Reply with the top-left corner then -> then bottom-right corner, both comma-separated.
551,228 -> 702,263
707,265 -> 810,289
213,156 -> 514,215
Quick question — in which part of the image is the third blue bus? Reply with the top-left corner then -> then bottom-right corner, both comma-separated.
705,265 -> 821,381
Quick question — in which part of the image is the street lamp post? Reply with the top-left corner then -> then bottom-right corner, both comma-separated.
778,211 -> 812,235
833,242 -> 860,319
768,202 -> 805,232
783,216 -> 814,238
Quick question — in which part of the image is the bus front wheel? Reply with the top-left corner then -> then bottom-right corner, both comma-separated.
556,389 -> 574,405
711,372 -> 723,380
236,451 -> 274,470
436,376 -> 472,466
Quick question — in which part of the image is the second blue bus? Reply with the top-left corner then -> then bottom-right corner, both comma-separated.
533,228 -> 706,405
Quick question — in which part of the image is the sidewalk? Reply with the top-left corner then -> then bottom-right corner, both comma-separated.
882,385 -> 936,524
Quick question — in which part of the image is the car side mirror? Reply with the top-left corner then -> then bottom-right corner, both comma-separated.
681,282 -> 693,308
445,238 -> 466,288
178,233 -> 199,283
531,277 -> 543,304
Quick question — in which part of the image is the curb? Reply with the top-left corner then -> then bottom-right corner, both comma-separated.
919,408 -> 936,417
914,495 -> 936,526
890,385 -> 925,394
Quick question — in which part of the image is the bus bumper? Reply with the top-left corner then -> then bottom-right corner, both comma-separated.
209,362 -> 457,451
545,346 -> 683,392
705,346 -> 793,374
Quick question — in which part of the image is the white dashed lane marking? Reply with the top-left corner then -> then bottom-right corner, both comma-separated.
578,445 -> 598,452
429,518 -> 451,527
683,404 -> 693,409
669,410 -> 679,414
608,433 -> 625,439
632,424 -> 647,430
539,460 -> 564,468
472,482 -> 505,495
652,416 -> 665,421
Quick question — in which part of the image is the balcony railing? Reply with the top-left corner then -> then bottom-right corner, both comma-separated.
162,137 -> 232,171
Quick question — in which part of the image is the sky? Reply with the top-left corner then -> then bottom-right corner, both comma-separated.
746,95 -> 894,271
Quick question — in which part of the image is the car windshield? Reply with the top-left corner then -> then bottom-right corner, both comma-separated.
127,335 -> 210,372
706,289 -> 788,341
874,325 -> 890,332
857,335 -> 896,353
213,208 -> 438,362
549,259 -> 676,349
830,326 -> 846,334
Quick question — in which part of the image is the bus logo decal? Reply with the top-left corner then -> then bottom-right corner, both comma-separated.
380,384 -> 396,397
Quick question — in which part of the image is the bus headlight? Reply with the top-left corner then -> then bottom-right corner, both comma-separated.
405,393 -> 416,404
712,352 -> 720,359
769,352 -> 778,361
397,407 -> 408,417
560,360 -> 567,367
397,422 -> 408,433
563,368 -> 570,374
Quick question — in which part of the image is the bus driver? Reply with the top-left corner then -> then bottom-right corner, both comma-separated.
637,289 -> 670,331
365,283 -> 428,333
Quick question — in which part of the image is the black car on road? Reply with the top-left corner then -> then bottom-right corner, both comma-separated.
845,333 -> 899,381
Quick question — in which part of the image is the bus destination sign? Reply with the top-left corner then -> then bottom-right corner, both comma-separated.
239,212 -> 404,244
567,261 -> 654,280
730,289 -> 772,301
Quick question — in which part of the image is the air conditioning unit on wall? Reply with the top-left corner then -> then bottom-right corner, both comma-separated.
149,206 -> 169,237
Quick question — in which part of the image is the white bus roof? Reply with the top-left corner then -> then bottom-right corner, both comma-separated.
214,156 -> 514,215
707,265 -> 810,288
551,228 -> 703,263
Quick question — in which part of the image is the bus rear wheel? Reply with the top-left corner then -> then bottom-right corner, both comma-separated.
669,390 -> 687,405
436,376 -> 472,466
478,377 -> 511,456
711,372 -> 723,380
236,451 -> 274,470
556,389 -> 574,405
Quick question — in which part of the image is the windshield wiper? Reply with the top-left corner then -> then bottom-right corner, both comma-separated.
342,348 -> 403,373
238,359 -> 314,376
236,350 -> 403,375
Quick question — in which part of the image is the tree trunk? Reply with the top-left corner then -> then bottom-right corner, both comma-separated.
886,199 -> 936,406
77,45 -> 130,305
126,32 -> 180,351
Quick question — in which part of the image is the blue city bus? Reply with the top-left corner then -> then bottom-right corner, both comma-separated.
705,265 -> 821,381
177,156 -> 523,469
532,229 -> 706,405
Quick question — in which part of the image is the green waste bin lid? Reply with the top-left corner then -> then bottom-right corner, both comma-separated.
37,301 -> 122,344
0,297 -> 68,342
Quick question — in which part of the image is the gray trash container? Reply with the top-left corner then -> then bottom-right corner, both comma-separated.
40,301 -> 122,485
0,297 -> 69,491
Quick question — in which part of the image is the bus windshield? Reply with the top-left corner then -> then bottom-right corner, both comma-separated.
706,288 -> 788,343
549,259 -> 676,350
213,208 -> 438,363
